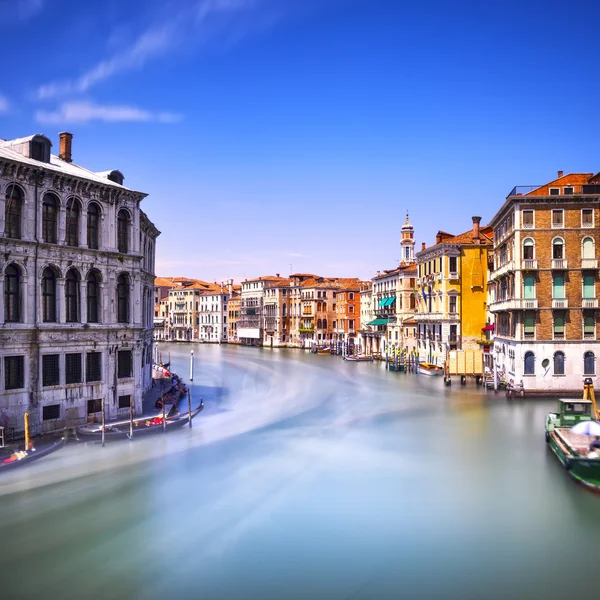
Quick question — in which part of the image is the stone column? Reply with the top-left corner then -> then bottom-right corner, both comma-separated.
0,277 -> 4,323
57,278 -> 66,323
80,277 -> 87,324
58,205 -> 67,244
81,208 -> 88,249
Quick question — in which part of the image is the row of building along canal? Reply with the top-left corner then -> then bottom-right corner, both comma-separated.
1,343 -> 600,600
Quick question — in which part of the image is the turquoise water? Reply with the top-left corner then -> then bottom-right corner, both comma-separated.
1,343 -> 599,600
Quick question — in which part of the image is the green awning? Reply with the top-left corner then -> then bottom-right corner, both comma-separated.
367,318 -> 390,326
377,298 -> 387,307
385,297 -> 396,307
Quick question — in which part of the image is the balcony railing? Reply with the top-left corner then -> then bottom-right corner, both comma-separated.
522,259 -> 538,270
552,259 -> 568,269
582,298 -> 598,308
448,271 -> 458,280
490,298 -> 538,311
493,261 -> 514,278
414,312 -> 445,321
552,298 -> 568,309
582,258 -> 598,269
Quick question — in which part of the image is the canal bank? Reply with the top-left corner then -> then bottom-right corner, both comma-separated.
1,343 -> 600,600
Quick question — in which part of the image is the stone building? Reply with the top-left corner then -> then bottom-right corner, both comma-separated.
263,278 -> 291,347
489,171 -> 600,393
0,132 -> 158,433
333,283 -> 361,347
227,288 -> 241,343
415,217 -> 493,366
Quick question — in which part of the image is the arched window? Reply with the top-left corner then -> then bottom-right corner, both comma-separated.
66,198 -> 80,247
583,275 -> 595,298
410,294 -> 416,309
584,351 -> 595,375
552,275 -> 565,298
524,315 -> 535,338
282,303 -> 287,317
523,238 -> 534,260
65,269 -> 80,323
42,193 -> 58,243
584,315 -> 595,338
87,271 -> 101,323
323,318 -> 328,329
523,276 -> 535,299
4,264 -> 20,322
524,351 -> 535,375
582,237 -> 595,259
117,210 -> 130,254
554,351 -> 565,375
5,185 -> 23,239
87,203 -> 100,250
552,238 -> 564,259
117,274 -> 130,323
317,319 -> 322,329
553,315 -> 565,339
42,267 -> 57,322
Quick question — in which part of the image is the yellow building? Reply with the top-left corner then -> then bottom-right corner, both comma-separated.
415,217 -> 493,365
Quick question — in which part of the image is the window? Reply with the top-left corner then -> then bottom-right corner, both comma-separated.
524,316 -> 535,338
524,351 -> 535,375
449,296 -> 457,313
564,187 -> 574,195
584,315 -> 595,339
552,275 -> 565,299
42,267 -> 57,322
42,194 -> 58,243
66,198 -> 80,246
584,352 -> 595,375
522,210 -> 534,228
349,319 -> 355,330
42,354 -> 60,387
523,276 -> 535,299
583,275 -> 595,299
349,292 -> 354,300
87,203 -> 100,249
119,395 -> 132,409
117,274 -> 130,323
31,140 -> 45,161
65,269 -> 80,323
554,351 -> 565,375
549,188 -> 560,196
4,356 -> 24,390
4,264 -> 20,322
553,238 -> 564,259
118,350 -> 132,378
553,314 -> 565,339
523,238 -> 534,260
349,305 -> 354,314
582,209 -> 594,228
449,256 -> 457,274
86,352 -> 102,382
42,404 -> 60,421
65,353 -> 82,384
87,270 -> 101,323
552,209 -> 564,228
117,210 -> 130,253
5,185 -> 23,239
87,399 -> 102,414
582,237 -> 594,259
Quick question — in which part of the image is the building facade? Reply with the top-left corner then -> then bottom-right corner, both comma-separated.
0,132 -> 158,433
489,172 -> 600,393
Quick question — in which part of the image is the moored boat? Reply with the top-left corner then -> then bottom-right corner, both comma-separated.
546,380 -> 600,490
77,402 -> 204,442
0,436 -> 65,472
418,363 -> 443,376
344,355 -> 373,362
317,348 -> 331,355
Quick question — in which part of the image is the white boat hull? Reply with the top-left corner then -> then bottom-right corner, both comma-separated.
418,365 -> 443,376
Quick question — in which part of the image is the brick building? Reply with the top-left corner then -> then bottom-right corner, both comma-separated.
489,171 -> 600,393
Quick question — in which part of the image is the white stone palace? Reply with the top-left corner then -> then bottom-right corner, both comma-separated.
0,132 -> 159,434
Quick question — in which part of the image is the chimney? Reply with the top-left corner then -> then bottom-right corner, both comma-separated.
435,233 -> 442,244
421,242 -> 426,251
557,170 -> 564,179
227,278 -> 233,295
276,273 -> 280,278
472,216 -> 482,243
59,132 -> 73,163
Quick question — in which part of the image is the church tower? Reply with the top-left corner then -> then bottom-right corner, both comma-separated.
400,212 -> 415,265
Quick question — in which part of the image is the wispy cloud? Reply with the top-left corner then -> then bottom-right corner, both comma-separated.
0,94 -> 8,113
36,0 -> 275,100
1,0 -> 46,21
35,101 -> 182,124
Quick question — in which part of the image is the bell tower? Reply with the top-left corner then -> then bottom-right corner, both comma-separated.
400,211 -> 415,265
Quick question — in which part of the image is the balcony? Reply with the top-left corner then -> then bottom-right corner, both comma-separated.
489,298 -> 538,311
414,312 -> 445,321
493,261 -> 514,278
552,298 -> 568,309
522,259 -> 538,270
582,258 -> 598,269
552,259 -> 568,269
582,298 -> 599,308
448,271 -> 458,280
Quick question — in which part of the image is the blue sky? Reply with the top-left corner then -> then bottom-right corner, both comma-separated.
1,0 -> 599,282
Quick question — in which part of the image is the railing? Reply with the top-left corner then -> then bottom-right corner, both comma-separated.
414,312 -> 445,321
493,261 -> 514,278
582,298 -> 598,308
507,185 -> 541,197
582,258 -> 598,269
522,259 -> 538,270
552,259 -> 568,269
490,298 -> 538,311
552,298 -> 568,309
582,220 -> 594,229
522,221 -> 535,229
448,271 -> 458,280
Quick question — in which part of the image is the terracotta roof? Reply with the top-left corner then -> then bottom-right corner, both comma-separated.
403,317 -> 417,325
440,228 -> 493,245
244,275 -> 287,283
525,173 -> 594,196
265,278 -> 292,288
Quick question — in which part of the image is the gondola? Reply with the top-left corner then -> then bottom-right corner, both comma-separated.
0,436 -> 65,472
343,355 -> 373,362
77,401 -> 204,441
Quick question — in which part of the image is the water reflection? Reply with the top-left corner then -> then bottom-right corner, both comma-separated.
1,343 -> 600,600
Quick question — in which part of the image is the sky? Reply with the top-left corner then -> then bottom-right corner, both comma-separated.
1,0 -> 600,283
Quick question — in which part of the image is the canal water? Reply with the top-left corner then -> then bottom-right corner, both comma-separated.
1,343 -> 599,600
